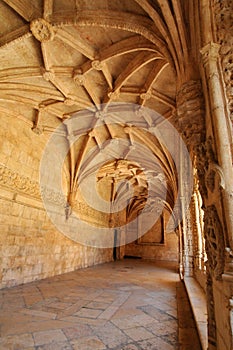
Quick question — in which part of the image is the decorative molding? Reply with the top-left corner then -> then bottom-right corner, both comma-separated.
0,163 -> 65,207
0,164 -> 110,226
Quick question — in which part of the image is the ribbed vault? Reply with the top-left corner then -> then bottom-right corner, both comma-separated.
0,0 -> 194,229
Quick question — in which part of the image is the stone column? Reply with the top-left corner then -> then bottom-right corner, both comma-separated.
176,79 -> 205,277
191,186 -> 203,271
200,42 -> 233,249
213,0 -> 233,124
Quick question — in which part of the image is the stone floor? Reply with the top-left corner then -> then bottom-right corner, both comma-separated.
0,259 -> 201,350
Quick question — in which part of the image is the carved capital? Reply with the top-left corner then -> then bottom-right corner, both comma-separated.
30,18 -> 54,42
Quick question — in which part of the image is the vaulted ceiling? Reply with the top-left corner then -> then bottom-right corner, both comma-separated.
0,0 -> 196,227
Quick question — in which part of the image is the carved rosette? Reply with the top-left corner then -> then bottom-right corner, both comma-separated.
213,0 -> 233,122
30,18 -> 54,42
204,205 -> 225,280
176,80 -> 205,150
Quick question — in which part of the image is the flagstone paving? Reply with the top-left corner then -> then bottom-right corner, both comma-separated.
0,259 -> 201,349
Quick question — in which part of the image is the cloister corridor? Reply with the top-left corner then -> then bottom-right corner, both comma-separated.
0,259 -> 201,350
1,0 -> 233,349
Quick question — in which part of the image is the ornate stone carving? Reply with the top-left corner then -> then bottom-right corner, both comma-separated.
0,164 -> 39,198
194,142 -> 208,198
213,0 -> 233,122
140,92 -> 152,100
0,163 -> 66,207
204,137 -> 225,193
91,60 -> 103,71
206,272 -> 217,347
206,163 -> 225,193
225,247 -> 233,274
42,69 -> 55,82
73,72 -> 86,86
107,90 -> 120,100
200,42 -> 220,67
30,18 -> 54,42
204,205 -> 225,280
31,125 -> 43,135
194,136 -> 224,198
176,80 -> 205,149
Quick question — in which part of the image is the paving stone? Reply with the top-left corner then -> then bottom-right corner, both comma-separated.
62,325 -> 93,339
124,326 -> 154,341
33,329 -> 67,346
0,333 -> 34,349
0,260 -> 201,350
36,341 -> 73,350
138,336 -> 176,350
91,321 -> 131,348
20,308 -> 57,319
48,302 -> 72,310
111,344 -> 141,350
71,336 -> 106,350
145,322 -> 176,336
86,301 -> 110,310
75,307 -> 103,318
112,313 -> 155,330
139,305 -> 175,321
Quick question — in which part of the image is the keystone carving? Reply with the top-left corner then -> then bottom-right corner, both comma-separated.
30,18 -> 54,42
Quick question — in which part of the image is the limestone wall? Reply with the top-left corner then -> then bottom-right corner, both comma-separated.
0,198 -> 112,289
124,232 -> 178,262
0,114 -> 113,289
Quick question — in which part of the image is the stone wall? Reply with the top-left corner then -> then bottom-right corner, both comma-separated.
0,197 -> 112,289
0,114 -> 113,289
124,232 -> 178,262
